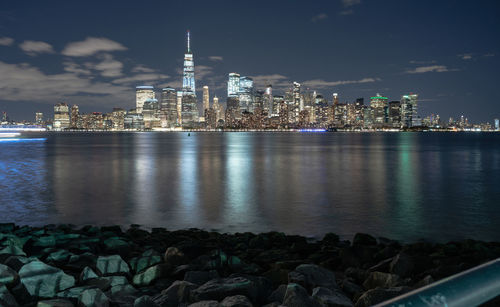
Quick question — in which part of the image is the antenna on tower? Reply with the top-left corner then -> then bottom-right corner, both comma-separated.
187,30 -> 191,53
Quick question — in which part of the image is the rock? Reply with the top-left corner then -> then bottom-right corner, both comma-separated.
129,255 -> 162,273
0,285 -> 18,307
109,284 -> 138,296
344,268 -> 366,284
132,264 -> 170,287
289,264 -> 337,291
46,250 -> 74,263
102,275 -> 128,287
340,280 -> 363,299
57,286 -> 96,299
282,283 -> 320,307
188,301 -> 220,307
389,253 -> 414,278
267,284 -> 287,303
67,253 -> 97,270
153,280 -> 197,306
19,260 -> 75,297
220,295 -> 253,307
0,223 -> 15,233
414,275 -> 434,288
322,233 -> 340,245
102,237 -> 130,254
312,287 -> 353,307
354,287 -> 411,307
134,295 -> 159,307
96,255 -> 130,275
362,271 -> 401,290
3,256 -> 36,271
184,270 -> 220,285
78,288 -> 109,307
352,234 -> 377,246
37,299 -> 74,307
367,258 -> 393,273
190,277 -> 259,303
0,263 -> 19,286
80,266 -> 99,282
84,278 -> 112,291
164,247 -> 186,266
263,269 -> 289,288
0,245 -> 26,257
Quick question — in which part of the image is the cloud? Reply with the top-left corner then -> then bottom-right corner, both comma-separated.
62,37 -> 127,57
405,65 -> 451,74
302,77 -> 380,88
342,0 -> 361,7
112,73 -> 170,85
131,65 -> 156,73
208,56 -> 223,62
195,65 -> 215,80
0,37 -> 14,46
84,54 -> 124,77
19,40 -> 54,56
312,13 -> 328,22
459,54 -> 473,60
409,60 -> 436,64
63,61 -> 91,75
250,74 -> 289,88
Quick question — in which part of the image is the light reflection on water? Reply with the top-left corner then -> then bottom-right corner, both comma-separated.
1,132 -> 499,242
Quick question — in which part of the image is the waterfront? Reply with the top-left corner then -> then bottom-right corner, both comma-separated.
1,132 -> 499,242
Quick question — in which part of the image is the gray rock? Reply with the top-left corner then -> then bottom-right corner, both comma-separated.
80,266 -> 99,282
96,255 -> 130,275
184,270 -> 220,285
0,263 -> 18,286
362,271 -> 401,290
354,287 -> 411,307
19,260 -> 75,298
153,280 -> 197,306
187,301 -> 220,307
129,255 -> 162,273
289,264 -> 337,291
414,275 -> 434,288
164,247 -> 186,266
312,287 -> 353,307
0,285 -> 18,307
389,253 -> 414,278
220,295 -> 253,307
37,299 -> 74,307
132,264 -> 170,287
268,284 -> 287,303
190,277 -> 259,303
134,295 -> 159,307
282,283 -> 320,307
78,288 -> 109,307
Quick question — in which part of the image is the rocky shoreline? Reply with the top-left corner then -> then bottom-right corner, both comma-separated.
0,223 -> 499,307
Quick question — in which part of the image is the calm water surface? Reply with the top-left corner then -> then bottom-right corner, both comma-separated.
1,132 -> 499,242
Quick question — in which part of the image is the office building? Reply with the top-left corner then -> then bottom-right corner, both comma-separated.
53,103 -> 70,130
202,85 -> 210,112
161,87 -> 178,128
370,94 -> 388,127
401,94 -> 418,128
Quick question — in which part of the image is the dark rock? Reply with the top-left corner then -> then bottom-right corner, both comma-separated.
267,284 -> 287,303
184,270 -> 220,285
129,255 -> 162,273
322,233 -> 340,245
261,303 -> 282,307
187,301 -> 220,307
80,266 -> 99,282
19,260 -> 75,297
362,271 -> 401,289
0,285 -> 18,307
78,288 -> 109,307
354,286 -> 411,307
37,299 -> 74,307
100,226 -> 123,235
3,256 -> 36,271
67,253 -> 97,271
46,250 -> 74,263
289,264 -> 337,291
0,263 -> 19,286
102,237 -> 130,255
0,223 -> 15,233
134,295 -> 160,307
263,269 -> 289,288
414,275 -> 434,288
367,258 -> 393,273
0,245 -> 26,257
96,255 -> 130,275
352,234 -> 377,246
282,283 -> 320,307
152,280 -> 197,306
109,284 -> 138,297
220,295 -> 253,307
389,253 -> 414,278
57,286 -> 96,299
102,275 -> 128,287
132,264 -> 170,287
164,247 -> 186,266
190,277 -> 259,303
344,268 -> 367,284
340,280 -> 363,299
84,278 -> 112,291
312,287 -> 353,307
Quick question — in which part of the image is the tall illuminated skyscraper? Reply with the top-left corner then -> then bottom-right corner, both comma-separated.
238,76 -> 253,112
401,94 -> 418,128
182,31 -> 195,95
228,73 -> 240,97
203,86 -> 210,112
136,86 -> 155,114
370,94 -> 388,127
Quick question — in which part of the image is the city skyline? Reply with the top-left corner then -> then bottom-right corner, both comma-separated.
0,0 -> 499,122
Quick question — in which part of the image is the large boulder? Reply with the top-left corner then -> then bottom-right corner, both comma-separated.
282,283 -> 320,307
80,266 -> 99,282
0,263 -> 19,286
354,287 -> 411,307
37,299 -> 74,307
289,264 -> 337,291
190,277 -> 260,303
96,255 -> 129,275
129,255 -> 162,273
362,271 -> 401,290
311,287 -> 353,307
0,285 -> 18,307
153,280 -> 197,306
18,261 -> 75,298
220,295 -> 253,307
164,247 -> 186,266
389,253 -> 414,278
132,264 -> 170,287
78,288 -> 109,307
134,295 -> 159,307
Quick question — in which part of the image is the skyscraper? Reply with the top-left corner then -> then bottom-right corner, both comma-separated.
370,94 -> 388,127
291,82 -> 301,123
70,105 -> 80,129
202,86 -> 210,112
401,94 -> 418,128
53,103 -> 70,130
228,73 -> 240,97
35,112 -> 44,125
495,118 -> 499,131
182,31 -> 195,95
161,88 -> 178,128
136,86 -> 155,114
238,76 -> 253,112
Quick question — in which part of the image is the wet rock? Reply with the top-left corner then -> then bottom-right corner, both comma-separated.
190,277 -> 259,303
80,266 -> 99,282
0,263 -> 19,286
267,284 -> 287,303
57,286 -> 96,299
311,287 -> 353,307
187,301 -> 220,307
102,275 -> 128,287
134,295 -> 159,307
414,275 -> 434,288
4,256 -> 36,271
78,288 -> 109,307
103,237 -> 130,255
0,223 -> 15,233
340,280 -> 363,299
263,269 -> 289,288
362,271 -> 401,289
354,286 -> 411,307
46,250 -> 74,263
220,295 -> 253,307
389,253 -> 414,278
19,260 -> 75,297
84,278 -> 112,291
289,264 -> 337,291
184,270 -> 220,285
367,258 -> 393,273
343,268 -> 367,284
132,264 -> 170,287
109,284 -> 138,296
130,255 -> 162,273
37,299 -> 74,307
352,234 -> 377,246
282,283 -> 320,307
0,245 -> 26,257
67,253 -> 97,270
164,247 -> 186,266
96,255 -> 130,275
0,285 -> 18,307
153,280 -> 197,306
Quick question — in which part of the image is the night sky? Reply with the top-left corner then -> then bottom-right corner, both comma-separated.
0,0 -> 499,122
